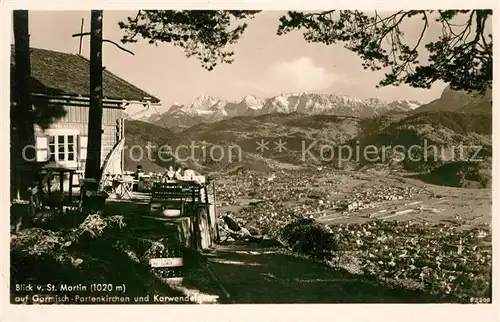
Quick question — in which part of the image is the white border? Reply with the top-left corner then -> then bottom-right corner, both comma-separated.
1,2 -> 499,322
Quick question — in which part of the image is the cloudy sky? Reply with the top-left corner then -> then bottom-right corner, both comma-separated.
21,10 -> 451,112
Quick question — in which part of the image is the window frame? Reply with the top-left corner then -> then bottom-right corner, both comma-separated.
48,134 -> 77,162
44,130 -> 79,164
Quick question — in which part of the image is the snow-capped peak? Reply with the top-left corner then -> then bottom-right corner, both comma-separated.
190,95 -> 221,111
155,92 -> 425,128
388,100 -> 423,110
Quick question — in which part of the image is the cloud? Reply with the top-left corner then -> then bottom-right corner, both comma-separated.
247,57 -> 346,94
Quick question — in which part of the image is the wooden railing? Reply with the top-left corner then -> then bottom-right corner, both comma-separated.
29,166 -> 84,213
145,181 -> 216,250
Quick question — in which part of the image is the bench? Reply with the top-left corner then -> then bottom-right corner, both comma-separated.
149,182 -> 206,217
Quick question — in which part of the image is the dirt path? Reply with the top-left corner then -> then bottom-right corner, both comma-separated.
192,243 -> 444,304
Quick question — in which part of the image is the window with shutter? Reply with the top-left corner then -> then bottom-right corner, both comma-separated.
35,136 -> 49,162
79,135 -> 88,161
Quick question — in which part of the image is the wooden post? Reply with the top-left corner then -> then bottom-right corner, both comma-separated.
212,181 -> 220,242
121,118 -> 125,174
13,10 -> 36,200
78,18 -> 84,55
84,10 -> 104,183
72,18 -> 135,179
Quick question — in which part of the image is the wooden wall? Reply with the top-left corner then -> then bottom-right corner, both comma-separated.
33,98 -> 125,170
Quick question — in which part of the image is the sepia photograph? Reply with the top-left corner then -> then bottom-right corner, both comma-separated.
5,6 -> 494,312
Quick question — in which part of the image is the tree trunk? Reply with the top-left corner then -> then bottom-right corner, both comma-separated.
84,10 -> 104,182
12,10 -> 36,200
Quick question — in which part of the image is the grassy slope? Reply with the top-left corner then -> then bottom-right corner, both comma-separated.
124,120 -> 178,173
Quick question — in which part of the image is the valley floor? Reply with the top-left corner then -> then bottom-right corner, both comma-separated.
216,168 -> 492,230
192,168 -> 492,303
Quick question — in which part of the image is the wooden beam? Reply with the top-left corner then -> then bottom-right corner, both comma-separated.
31,93 -> 151,108
78,18 -> 84,55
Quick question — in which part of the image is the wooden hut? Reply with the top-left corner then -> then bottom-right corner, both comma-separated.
10,46 -> 161,195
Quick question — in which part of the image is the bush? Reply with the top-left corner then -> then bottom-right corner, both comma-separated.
10,213 -> 188,303
280,218 -> 337,260
427,160 -> 491,188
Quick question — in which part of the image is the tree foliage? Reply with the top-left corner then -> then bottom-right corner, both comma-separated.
119,10 -> 492,93
119,10 -> 260,70
278,10 -> 492,94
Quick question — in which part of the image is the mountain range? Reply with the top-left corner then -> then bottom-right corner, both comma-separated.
139,93 -> 423,131
124,86 -> 491,187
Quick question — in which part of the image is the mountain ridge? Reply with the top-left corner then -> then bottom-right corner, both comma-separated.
413,85 -> 492,114
123,85 -> 492,183
138,92 -> 423,130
